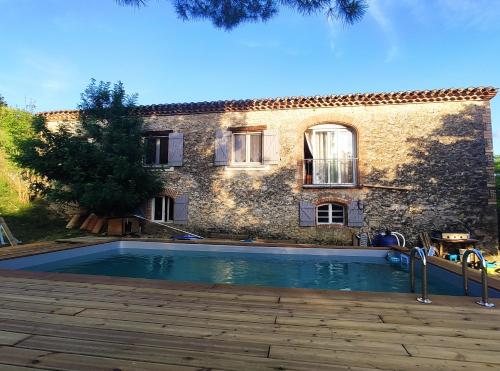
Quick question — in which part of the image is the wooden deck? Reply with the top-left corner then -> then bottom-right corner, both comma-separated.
0,267 -> 499,370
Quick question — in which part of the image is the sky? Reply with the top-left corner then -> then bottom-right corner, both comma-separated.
1,0 -> 500,151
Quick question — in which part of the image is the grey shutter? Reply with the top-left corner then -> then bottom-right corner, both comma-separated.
348,200 -> 364,227
263,129 -> 280,164
299,201 -> 316,227
168,133 -> 184,166
214,130 -> 231,166
173,194 -> 188,225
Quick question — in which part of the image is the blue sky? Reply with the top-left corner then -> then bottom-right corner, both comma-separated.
1,0 -> 500,151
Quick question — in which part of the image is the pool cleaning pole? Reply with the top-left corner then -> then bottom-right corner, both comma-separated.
133,214 -> 203,239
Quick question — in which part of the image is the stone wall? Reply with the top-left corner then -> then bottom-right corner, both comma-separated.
47,99 -> 499,251
133,100 -> 498,251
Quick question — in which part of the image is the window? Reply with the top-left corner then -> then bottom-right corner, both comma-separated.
232,132 -> 262,164
152,196 -> 174,222
304,124 -> 356,185
317,203 -> 345,225
145,135 -> 169,165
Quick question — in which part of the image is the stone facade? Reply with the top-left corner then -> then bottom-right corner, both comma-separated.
44,89 -> 499,251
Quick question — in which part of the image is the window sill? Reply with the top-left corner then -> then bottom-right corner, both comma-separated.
144,165 -> 175,172
225,164 -> 270,171
302,184 -> 358,189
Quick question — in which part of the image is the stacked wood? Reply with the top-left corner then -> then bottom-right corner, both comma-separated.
91,218 -> 106,234
66,214 -> 82,229
80,213 -> 96,230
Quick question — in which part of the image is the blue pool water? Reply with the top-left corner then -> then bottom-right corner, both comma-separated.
17,246 -> 466,295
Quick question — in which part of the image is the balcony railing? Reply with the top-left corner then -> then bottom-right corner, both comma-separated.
303,158 -> 357,186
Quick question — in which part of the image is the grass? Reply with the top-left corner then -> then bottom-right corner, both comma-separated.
0,169 -> 85,245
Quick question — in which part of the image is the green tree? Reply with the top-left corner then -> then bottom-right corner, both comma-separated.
12,80 -> 163,216
117,0 -> 367,30
0,94 -> 7,107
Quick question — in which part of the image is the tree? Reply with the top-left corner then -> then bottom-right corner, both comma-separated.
117,0 -> 368,30
12,80 -> 163,216
0,94 -> 7,107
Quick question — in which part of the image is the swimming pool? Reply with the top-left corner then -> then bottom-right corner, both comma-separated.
2,241 -> 496,297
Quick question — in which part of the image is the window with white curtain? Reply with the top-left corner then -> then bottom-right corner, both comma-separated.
232,132 -> 262,164
304,124 -> 356,185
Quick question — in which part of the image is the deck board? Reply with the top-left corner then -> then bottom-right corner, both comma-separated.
0,269 -> 498,370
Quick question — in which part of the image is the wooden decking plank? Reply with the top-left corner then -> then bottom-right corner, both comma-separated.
0,345 -> 207,371
0,319 -> 408,357
0,330 -> 32,346
0,320 -> 269,356
404,344 -> 500,364
275,315 -> 500,340
16,335 -> 375,371
269,345 -> 498,370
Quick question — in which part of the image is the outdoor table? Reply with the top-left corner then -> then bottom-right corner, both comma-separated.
430,237 -> 478,258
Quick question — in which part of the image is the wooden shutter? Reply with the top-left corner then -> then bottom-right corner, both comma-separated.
145,137 -> 156,164
263,129 -> 280,164
168,133 -> 184,166
299,201 -> 316,227
214,130 -> 231,166
173,194 -> 188,225
347,200 -> 364,227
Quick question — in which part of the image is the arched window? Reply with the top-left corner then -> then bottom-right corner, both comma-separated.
152,196 -> 174,222
317,203 -> 346,225
304,124 -> 356,185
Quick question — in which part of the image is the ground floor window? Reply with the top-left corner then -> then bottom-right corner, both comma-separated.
152,196 -> 174,222
317,203 -> 345,225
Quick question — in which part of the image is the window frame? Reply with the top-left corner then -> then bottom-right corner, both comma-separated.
316,203 -> 346,225
304,124 -> 357,187
144,135 -> 169,166
231,131 -> 263,165
151,196 -> 174,223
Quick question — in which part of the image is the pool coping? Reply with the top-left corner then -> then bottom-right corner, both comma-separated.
0,237 -> 499,293
0,264 -> 498,309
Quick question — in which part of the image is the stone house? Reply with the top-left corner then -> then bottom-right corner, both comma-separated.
43,87 -> 499,250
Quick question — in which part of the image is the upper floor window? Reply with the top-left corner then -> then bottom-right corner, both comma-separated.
317,203 -> 345,225
233,132 -> 262,164
304,124 -> 356,186
143,131 -> 184,167
145,135 -> 169,165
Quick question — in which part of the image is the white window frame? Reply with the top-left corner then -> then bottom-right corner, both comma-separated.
151,196 -> 173,223
306,124 -> 356,186
231,132 -> 263,165
316,203 -> 345,225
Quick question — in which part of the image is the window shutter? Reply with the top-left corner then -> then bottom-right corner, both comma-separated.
299,201 -> 316,227
214,130 -> 231,166
168,133 -> 184,166
173,194 -> 188,225
348,200 -> 364,227
263,129 -> 280,164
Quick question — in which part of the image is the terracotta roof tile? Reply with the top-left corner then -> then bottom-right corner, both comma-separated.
39,86 -> 498,121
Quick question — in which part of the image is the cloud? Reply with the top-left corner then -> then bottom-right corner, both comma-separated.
436,0 -> 500,30
368,0 -> 399,63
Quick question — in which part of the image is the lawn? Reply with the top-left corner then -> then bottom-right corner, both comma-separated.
0,167 -> 84,245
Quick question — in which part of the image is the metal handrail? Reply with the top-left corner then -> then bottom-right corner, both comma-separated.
462,249 -> 495,308
303,158 -> 357,185
409,247 -> 432,304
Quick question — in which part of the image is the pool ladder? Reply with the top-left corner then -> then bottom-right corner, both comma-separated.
462,249 -> 495,308
410,247 -> 495,307
409,247 -> 431,304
